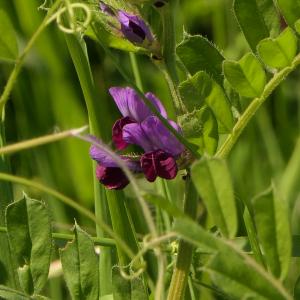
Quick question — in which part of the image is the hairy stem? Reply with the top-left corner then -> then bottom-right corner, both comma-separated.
167,176 -> 198,300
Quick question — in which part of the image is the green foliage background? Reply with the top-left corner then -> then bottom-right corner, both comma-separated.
1,0 -> 300,299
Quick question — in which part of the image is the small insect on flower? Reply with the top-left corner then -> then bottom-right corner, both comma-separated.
90,87 -> 185,189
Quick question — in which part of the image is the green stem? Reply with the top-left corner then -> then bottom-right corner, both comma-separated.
0,172 -> 134,259
159,2 -> 186,114
0,226 -> 116,247
167,176 -> 198,300
0,126 -> 87,156
0,0 -> 62,117
216,53 -> 300,159
129,53 -> 143,92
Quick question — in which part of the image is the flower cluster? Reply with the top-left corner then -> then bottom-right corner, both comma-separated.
99,1 -> 154,48
90,87 -> 185,190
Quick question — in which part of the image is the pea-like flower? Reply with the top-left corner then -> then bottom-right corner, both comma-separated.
99,2 -> 154,47
90,87 -> 184,189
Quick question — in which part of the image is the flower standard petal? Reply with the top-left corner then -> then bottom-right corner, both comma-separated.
109,87 -> 168,122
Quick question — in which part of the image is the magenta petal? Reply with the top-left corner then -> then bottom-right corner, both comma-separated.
141,150 -> 178,182
122,123 -> 153,151
141,116 -> 185,157
96,165 -> 129,189
112,116 -> 135,150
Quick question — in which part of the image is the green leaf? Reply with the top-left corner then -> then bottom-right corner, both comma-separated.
173,218 -> 292,300
180,71 -> 233,132
112,268 -> 148,300
112,268 -> 130,300
0,285 -> 30,300
223,53 -> 266,98
60,223 -> 99,300
276,0 -> 300,28
233,0 -> 270,52
5,195 -> 52,294
178,107 -> 219,155
177,35 -> 224,84
191,158 -> 238,238
252,186 -> 291,279
256,0 -> 281,37
0,7 -> 18,61
257,27 -> 298,69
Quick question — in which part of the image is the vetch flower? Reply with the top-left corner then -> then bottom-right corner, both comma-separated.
117,11 -> 154,45
99,1 -> 115,16
90,87 -> 185,189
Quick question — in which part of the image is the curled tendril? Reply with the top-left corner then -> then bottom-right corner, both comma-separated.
48,2 -> 92,34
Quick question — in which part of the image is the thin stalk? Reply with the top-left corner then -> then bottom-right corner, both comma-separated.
167,176 -> 198,300
159,2 -> 186,114
0,126 -> 87,156
129,53 -> 143,92
216,53 -> 300,159
0,172 -> 134,259
0,226 -> 116,247
0,0 -> 62,116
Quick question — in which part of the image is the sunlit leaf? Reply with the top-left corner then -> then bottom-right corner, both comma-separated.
6,195 -> 52,295
257,27 -> 298,69
60,223 -> 99,300
191,158 -> 238,238
0,285 -> 30,300
223,53 -> 266,98
252,186 -> 291,279
177,35 -> 224,84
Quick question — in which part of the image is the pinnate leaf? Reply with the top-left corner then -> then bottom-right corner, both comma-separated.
223,53 -> 266,98
257,27 -> 298,69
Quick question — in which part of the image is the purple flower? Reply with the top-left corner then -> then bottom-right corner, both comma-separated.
90,87 -> 185,189
117,11 -> 154,45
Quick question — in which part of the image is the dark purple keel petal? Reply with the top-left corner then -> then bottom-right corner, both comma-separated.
117,11 -> 153,44
96,165 -> 129,190
141,150 -> 178,182
112,116 -> 135,150
141,116 -> 185,157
